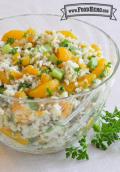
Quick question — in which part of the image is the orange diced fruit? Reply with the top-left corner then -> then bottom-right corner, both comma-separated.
59,30 -> 77,39
12,52 -> 20,65
78,73 -> 96,88
28,79 -> 59,98
64,82 -> 76,93
22,56 -> 30,66
2,30 -> 24,42
25,28 -> 36,42
0,71 -> 10,84
41,73 -> 51,83
10,71 -> 23,79
91,43 -> 101,51
15,91 -> 27,98
56,47 -> 73,62
92,58 -> 107,77
23,65 -> 39,75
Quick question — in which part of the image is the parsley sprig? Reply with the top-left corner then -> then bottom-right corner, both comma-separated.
66,136 -> 89,160
91,107 -> 120,150
65,107 -> 120,160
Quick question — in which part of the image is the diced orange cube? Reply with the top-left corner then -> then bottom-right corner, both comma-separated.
56,47 -> 73,62
92,58 -> 107,77
10,71 -> 23,79
23,65 -> 39,75
2,30 -> 24,42
0,71 -> 10,84
59,30 -> 77,39
28,79 -> 59,98
22,56 -> 30,66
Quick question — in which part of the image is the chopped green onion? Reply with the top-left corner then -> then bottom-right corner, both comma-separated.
88,57 -> 98,70
46,88 -> 53,96
59,86 -> 65,92
18,81 -> 32,90
6,38 -> 15,45
10,47 -> 18,55
50,68 -> 64,80
74,67 -> 81,73
60,39 -> 72,48
56,60 -> 62,65
0,85 -> 5,94
42,68 -> 51,74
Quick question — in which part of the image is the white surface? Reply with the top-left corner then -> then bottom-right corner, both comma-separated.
0,0 -> 120,172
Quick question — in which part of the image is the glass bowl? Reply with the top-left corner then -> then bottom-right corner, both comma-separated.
0,14 -> 119,154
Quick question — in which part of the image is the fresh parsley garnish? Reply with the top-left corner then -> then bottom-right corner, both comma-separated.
91,107 -> 120,150
74,67 -> 81,73
59,86 -> 65,92
6,38 -> 15,45
46,88 -> 53,96
56,60 -> 62,65
65,107 -> 120,160
10,47 -> 18,55
66,136 -> 89,160
0,85 -> 5,94
60,39 -> 72,48
18,81 -> 32,90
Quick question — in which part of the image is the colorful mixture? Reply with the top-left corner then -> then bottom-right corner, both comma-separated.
0,29 -> 111,98
0,29 -> 112,152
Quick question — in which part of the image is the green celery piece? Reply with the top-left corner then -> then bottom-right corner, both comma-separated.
48,54 -> 57,64
2,44 -> 12,54
88,57 -> 98,70
39,44 -> 52,53
60,39 -> 72,47
50,68 -> 64,80
44,44 -> 53,52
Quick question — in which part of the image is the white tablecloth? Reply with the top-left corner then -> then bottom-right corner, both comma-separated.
0,0 -> 120,171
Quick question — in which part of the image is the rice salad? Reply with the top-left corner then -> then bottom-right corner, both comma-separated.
0,29 -> 112,153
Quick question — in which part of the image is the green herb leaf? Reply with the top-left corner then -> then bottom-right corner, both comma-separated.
66,136 -> 89,160
60,39 -> 72,48
0,85 -> 5,94
10,47 -> 18,55
46,88 -> 53,96
74,67 -> 81,73
59,86 -> 65,92
18,81 -> 32,90
6,38 -> 15,45
91,107 -> 120,150
88,57 -> 98,70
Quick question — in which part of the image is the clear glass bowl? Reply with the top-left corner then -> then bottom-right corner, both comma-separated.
0,14 -> 119,154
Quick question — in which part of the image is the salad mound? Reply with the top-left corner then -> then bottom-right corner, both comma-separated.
0,29 -> 112,99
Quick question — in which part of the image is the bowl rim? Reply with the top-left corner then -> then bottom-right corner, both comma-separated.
0,13 -> 119,103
